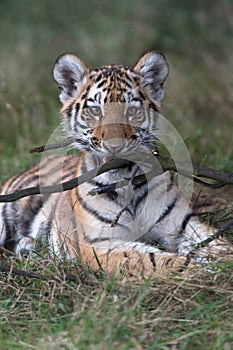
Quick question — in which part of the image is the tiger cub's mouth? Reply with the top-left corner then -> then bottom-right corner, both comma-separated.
103,156 -> 114,163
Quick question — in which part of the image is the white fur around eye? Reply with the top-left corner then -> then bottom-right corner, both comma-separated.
88,106 -> 102,119
126,106 -> 141,118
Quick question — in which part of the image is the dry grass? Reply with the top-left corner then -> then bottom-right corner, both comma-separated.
1,252 -> 233,349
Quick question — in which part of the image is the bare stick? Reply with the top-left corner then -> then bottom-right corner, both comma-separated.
110,165 -> 140,227
0,154 -> 233,203
0,263 -> 77,282
29,138 -> 74,153
0,159 -> 129,202
29,141 -> 233,186
0,260 -> 99,285
156,155 -> 233,186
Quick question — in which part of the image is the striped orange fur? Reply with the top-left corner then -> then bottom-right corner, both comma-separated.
0,52 -> 231,278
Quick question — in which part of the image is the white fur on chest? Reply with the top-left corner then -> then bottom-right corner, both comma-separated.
77,170 -> 179,244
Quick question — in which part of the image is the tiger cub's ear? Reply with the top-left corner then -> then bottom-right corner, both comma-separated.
134,51 -> 169,105
53,53 -> 89,104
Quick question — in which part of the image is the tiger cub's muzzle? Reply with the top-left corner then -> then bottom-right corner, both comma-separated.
90,122 -> 138,155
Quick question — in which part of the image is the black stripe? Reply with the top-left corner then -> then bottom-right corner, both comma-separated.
167,173 -> 174,192
19,194 -> 50,236
149,252 -> 156,271
139,91 -> 145,100
124,205 -> 134,216
41,195 -> 60,241
2,155 -> 77,251
36,158 -> 73,183
8,157 -> 62,191
148,102 -> 159,112
76,188 -> 114,224
2,171 -> 26,193
178,212 -> 197,235
81,92 -> 88,100
106,191 -> 118,201
97,80 -> 105,88
133,180 -> 148,190
5,163 -> 40,193
66,105 -> 73,118
79,124 -> 92,131
3,203 -> 16,251
119,78 -> 131,88
131,97 -> 140,102
164,257 -> 173,267
40,157 -> 76,182
61,165 -> 77,181
156,196 -> 178,224
74,139 -> 89,148
134,187 -> 148,210
75,103 -> 80,113
73,104 -> 80,131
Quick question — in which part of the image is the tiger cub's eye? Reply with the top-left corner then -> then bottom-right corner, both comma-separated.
88,106 -> 102,118
126,106 -> 140,118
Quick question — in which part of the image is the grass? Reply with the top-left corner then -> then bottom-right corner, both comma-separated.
1,256 -> 233,349
0,0 -> 233,349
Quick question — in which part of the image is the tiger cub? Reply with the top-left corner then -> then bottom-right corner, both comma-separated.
0,52 -> 230,277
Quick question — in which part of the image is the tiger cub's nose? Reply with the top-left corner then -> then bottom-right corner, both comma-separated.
104,142 -> 124,154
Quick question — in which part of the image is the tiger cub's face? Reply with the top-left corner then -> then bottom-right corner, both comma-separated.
53,52 -> 169,159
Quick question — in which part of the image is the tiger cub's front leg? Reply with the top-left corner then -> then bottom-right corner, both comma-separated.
79,241 -> 192,278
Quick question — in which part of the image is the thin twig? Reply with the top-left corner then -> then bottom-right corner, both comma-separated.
110,165 -> 140,227
0,264 -> 76,282
0,159 -> 129,202
0,263 -> 100,285
177,218 -> 233,272
88,171 -> 225,197
29,138 -> 74,153
0,154 -> 233,203
157,155 -> 233,186
28,140 -> 233,186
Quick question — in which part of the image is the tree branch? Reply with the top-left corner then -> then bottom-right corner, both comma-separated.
156,155 -> 233,185
0,159 -> 128,202
0,154 -> 232,203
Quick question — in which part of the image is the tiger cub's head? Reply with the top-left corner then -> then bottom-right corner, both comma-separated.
53,52 -> 168,158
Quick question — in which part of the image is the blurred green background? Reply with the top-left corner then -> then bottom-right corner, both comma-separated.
0,0 -> 232,182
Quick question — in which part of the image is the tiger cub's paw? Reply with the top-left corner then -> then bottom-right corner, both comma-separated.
15,237 -> 37,257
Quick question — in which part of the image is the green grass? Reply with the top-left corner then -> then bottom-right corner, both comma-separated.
1,256 -> 233,350
0,0 -> 233,349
